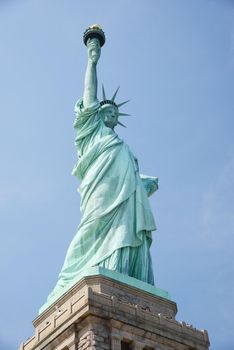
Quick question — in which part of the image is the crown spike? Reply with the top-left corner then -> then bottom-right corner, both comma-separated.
118,112 -> 131,117
102,84 -> 106,100
111,86 -> 120,101
117,121 -> 126,128
117,100 -> 130,108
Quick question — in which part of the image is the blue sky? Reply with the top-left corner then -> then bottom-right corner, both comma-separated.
0,1 -> 233,349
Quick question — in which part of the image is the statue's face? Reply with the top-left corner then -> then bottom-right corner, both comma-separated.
100,105 -> 119,129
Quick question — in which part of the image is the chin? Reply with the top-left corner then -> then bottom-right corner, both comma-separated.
104,122 -> 114,129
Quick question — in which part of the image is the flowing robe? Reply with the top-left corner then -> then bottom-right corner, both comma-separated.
48,99 -> 157,301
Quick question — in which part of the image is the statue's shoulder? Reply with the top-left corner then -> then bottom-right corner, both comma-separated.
74,98 -> 100,129
74,98 -> 100,115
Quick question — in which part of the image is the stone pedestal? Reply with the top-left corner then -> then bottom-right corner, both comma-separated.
19,269 -> 209,350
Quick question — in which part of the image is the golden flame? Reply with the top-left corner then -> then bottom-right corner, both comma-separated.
89,24 -> 102,30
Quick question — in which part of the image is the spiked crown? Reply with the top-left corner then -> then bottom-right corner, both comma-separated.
100,85 -> 130,127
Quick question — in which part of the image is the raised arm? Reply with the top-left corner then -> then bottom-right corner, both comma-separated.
83,38 -> 101,109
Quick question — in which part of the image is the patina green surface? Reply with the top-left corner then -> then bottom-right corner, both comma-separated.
40,29 -> 159,313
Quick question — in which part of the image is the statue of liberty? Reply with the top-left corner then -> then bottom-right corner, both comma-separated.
44,25 -> 158,308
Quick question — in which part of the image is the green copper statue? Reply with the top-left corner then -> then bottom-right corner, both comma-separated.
44,25 -> 158,308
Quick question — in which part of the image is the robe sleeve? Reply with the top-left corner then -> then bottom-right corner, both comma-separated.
73,98 -> 100,128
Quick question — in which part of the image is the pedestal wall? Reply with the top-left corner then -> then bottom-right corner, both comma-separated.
19,273 -> 209,350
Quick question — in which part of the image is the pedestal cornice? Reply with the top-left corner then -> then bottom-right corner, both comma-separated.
20,270 -> 209,350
